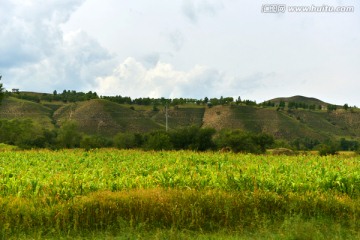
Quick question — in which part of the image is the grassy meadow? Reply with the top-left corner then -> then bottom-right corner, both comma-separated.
0,149 -> 359,239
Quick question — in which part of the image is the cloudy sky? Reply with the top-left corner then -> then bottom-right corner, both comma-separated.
1,0 -> 359,105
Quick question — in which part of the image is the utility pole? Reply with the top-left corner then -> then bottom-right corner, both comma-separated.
165,103 -> 168,132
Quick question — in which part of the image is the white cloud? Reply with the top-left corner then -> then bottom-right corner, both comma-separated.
95,58 -> 270,99
0,0 -> 84,67
1,0 -> 359,105
96,58 -> 215,98
7,30 -> 114,92
0,0 -> 114,92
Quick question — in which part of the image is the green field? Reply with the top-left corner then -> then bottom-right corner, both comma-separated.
0,149 -> 359,239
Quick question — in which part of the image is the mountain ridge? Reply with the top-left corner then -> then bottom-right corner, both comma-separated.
1,93 -> 359,143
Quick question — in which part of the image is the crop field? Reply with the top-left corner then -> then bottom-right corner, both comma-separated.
0,149 -> 359,239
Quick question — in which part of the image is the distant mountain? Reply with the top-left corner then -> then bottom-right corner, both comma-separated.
267,95 -> 332,107
1,94 -> 360,142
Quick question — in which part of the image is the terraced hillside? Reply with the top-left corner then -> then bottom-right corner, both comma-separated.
203,104 -> 360,140
0,97 -> 54,129
1,95 -> 360,141
53,99 -> 205,136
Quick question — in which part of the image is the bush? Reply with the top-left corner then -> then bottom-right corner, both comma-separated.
169,126 -> 199,150
0,119 -> 45,149
169,126 -> 216,151
193,128 -> 216,151
114,132 -> 138,149
56,121 -> 82,148
80,135 -> 113,150
317,144 -> 338,156
144,131 -> 173,150
215,130 -> 274,154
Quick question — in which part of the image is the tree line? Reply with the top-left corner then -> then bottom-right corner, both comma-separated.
5,88 -> 357,112
6,90 -> 99,103
0,119 -> 276,154
0,118 -> 358,155
6,90 -> 260,107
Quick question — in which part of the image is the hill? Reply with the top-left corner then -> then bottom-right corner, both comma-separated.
1,94 -> 360,143
203,104 -> 360,141
53,99 -> 205,136
269,95 -> 330,107
0,97 -> 54,129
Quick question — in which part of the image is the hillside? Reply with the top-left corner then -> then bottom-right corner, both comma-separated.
53,99 -> 205,136
203,104 -> 360,141
0,97 -> 54,129
1,95 -> 360,142
269,95 -> 330,107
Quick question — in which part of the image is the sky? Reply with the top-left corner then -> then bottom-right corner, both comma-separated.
0,0 -> 359,105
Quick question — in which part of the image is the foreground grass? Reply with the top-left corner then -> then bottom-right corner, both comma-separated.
9,220 -> 360,240
1,189 -> 359,239
0,149 -> 359,239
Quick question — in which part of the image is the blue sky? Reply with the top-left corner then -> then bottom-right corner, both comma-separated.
1,0 -> 359,105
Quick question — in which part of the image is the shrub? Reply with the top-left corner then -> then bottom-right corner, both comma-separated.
80,135 -> 113,150
215,130 -> 273,154
114,132 -> 138,149
56,121 -> 82,148
144,131 -> 173,150
317,144 -> 337,156
169,126 -> 216,151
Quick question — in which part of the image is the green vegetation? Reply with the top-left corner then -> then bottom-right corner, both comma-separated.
0,119 -> 277,153
0,149 -> 359,239
1,90 -> 360,155
217,129 -> 274,153
0,75 -> 4,105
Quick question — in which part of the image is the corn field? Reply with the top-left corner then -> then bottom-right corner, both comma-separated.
0,149 -> 359,238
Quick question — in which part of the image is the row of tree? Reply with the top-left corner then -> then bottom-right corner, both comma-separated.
6,90 -> 99,103
7,89 -> 260,107
7,89 -> 356,112
289,137 -> 360,155
0,119 -> 276,153
1,118 -> 358,155
0,70 -> 356,111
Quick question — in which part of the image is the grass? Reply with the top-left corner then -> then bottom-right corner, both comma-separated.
0,143 -> 18,151
1,189 -> 359,239
0,149 -> 359,238
7,218 -> 360,239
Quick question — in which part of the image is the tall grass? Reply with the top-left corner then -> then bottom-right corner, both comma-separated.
0,149 -> 359,238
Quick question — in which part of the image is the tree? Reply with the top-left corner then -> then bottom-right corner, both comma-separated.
170,126 -> 199,150
343,104 -> 349,111
80,135 -> 112,150
215,130 -> 273,154
317,139 -> 338,156
204,97 -> 209,104
56,121 -> 82,148
279,100 -> 286,109
327,104 -> 337,112
0,119 -> 44,149
192,128 -> 216,151
339,138 -> 359,151
0,75 -> 4,105
236,96 -> 241,105
144,131 -> 173,150
254,133 -> 274,153
318,143 -> 337,156
114,132 -> 138,149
